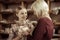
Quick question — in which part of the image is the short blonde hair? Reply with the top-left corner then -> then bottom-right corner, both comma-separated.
31,0 -> 51,20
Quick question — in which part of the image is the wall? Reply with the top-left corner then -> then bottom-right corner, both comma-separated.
51,2 -> 60,9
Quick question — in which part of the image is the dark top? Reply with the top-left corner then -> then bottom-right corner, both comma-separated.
27,17 -> 54,40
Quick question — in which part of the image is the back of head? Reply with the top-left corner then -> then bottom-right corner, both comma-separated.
31,0 -> 51,20
36,0 -> 44,1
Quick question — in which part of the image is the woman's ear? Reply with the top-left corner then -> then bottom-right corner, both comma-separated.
16,8 -> 19,13
15,8 -> 20,16
16,13 -> 18,17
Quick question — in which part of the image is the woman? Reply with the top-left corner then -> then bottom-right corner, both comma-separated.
27,0 -> 54,40
7,6 -> 34,40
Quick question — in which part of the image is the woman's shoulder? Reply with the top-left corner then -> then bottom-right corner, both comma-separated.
38,17 -> 52,23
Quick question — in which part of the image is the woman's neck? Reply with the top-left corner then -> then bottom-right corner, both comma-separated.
41,15 -> 52,21
19,19 -> 25,22
17,19 -> 25,26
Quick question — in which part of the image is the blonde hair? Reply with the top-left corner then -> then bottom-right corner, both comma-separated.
31,0 -> 51,20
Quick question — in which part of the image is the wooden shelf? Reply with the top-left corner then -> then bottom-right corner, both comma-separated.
0,20 -> 16,24
0,0 -> 35,5
54,22 -> 60,25
0,29 -> 9,34
0,9 -> 15,14
53,34 -> 60,38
